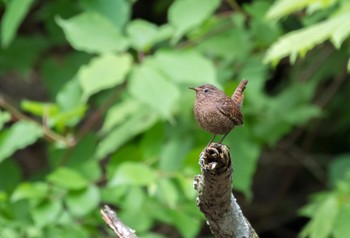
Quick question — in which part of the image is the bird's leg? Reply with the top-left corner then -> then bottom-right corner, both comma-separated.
206,135 -> 216,147
219,133 -> 229,144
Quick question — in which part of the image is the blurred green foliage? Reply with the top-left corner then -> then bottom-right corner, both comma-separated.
0,0 -> 350,237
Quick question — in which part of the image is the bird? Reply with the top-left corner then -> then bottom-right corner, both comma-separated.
189,80 -> 248,144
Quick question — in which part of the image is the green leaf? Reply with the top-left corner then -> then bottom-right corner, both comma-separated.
300,195 -> 338,238
168,0 -> 220,43
229,127 -> 260,199
266,0 -> 336,20
56,78 -> 83,111
156,179 -> 179,209
127,19 -> 159,51
0,35 -> 49,75
1,0 -> 35,47
66,185 -> 100,216
21,100 -> 59,117
333,203 -> 350,238
0,121 -> 43,163
331,14 -> 350,49
109,162 -> 157,186
197,27 -> 252,60
11,182 -> 48,202
56,12 -> 129,54
95,107 -> 158,159
45,225 -> 89,238
159,137 -> 192,171
119,195 -> 154,233
0,159 -> 20,193
127,20 -> 173,51
329,154 -> 350,187
265,13 -> 350,63
47,167 -> 88,190
176,174 -> 196,200
0,110 -> 11,130
168,210 -> 202,238
31,199 -> 63,227
283,105 -> 321,125
129,61 -> 180,118
80,0 -> 130,28
41,53 -> 91,98
100,97 -> 141,134
140,122 -> 164,160
121,186 -> 145,211
153,50 -> 219,85
78,53 -> 132,101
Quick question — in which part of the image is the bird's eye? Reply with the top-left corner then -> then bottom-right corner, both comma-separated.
203,89 -> 209,93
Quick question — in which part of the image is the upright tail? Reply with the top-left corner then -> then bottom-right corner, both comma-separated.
231,79 -> 248,108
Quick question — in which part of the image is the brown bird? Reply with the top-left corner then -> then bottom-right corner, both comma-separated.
190,80 -> 248,144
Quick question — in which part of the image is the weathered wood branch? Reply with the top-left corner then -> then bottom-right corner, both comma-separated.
100,205 -> 138,238
193,143 -> 258,238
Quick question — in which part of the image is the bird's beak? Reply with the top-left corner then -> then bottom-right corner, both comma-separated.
189,87 -> 197,91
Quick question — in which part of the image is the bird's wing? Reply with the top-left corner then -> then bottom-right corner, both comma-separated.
216,99 -> 243,125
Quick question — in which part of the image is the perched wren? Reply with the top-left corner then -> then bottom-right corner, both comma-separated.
189,80 -> 248,144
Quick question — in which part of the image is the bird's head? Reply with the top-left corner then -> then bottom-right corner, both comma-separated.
189,84 -> 221,101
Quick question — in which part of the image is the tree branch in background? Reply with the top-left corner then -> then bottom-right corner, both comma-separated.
193,143 -> 258,238
100,205 -> 139,238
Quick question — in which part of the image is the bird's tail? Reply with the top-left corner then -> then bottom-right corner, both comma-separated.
231,79 -> 248,108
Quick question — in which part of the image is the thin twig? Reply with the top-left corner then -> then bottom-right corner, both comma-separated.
226,0 -> 243,12
100,205 -> 138,238
0,97 -> 74,147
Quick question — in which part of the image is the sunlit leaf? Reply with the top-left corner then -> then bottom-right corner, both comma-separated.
265,14 -> 350,63
80,0 -> 130,28
153,50 -> 219,85
168,0 -> 220,43
129,61 -> 180,118
56,12 -> 129,53
266,0 -> 336,20
127,20 -> 173,51
127,20 -> 159,51
21,100 -> 59,117
78,53 -> 132,101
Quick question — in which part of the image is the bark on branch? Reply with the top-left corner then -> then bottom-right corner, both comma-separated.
100,205 -> 138,238
193,143 -> 259,238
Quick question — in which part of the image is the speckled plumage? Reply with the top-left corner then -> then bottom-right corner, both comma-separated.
190,80 -> 248,143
